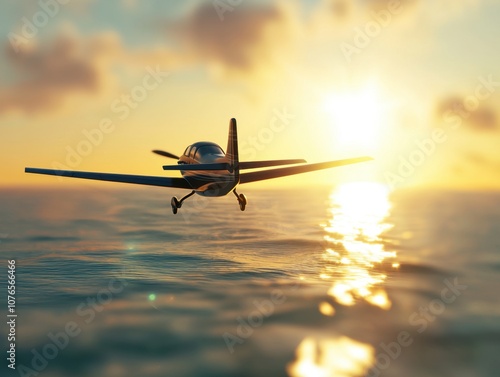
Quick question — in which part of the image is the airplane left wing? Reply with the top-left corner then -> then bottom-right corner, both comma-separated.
25,168 -> 193,189
239,157 -> 373,184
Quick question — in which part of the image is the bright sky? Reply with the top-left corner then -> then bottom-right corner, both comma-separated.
1,0 -> 499,190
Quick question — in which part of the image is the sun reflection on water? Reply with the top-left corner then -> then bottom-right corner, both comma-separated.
287,336 -> 375,377
287,182 -> 396,377
320,181 -> 395,310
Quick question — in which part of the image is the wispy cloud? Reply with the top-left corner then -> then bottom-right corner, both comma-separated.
0,29 -> 121,115
163,2 -> 297,79
436,96 -> 498,131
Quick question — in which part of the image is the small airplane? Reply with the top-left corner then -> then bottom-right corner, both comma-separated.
25,119 -> 372,214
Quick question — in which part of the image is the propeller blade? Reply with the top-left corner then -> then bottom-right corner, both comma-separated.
152,150 -> 179,160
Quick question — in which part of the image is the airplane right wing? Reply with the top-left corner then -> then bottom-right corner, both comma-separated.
239,157 -> 373,184
238,159 -> 306,170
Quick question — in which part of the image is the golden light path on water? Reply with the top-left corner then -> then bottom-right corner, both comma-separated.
321,181 -> 396,310
288,182 -> 396,377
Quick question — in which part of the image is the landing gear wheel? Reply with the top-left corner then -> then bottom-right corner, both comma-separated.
170,191 -> 195,215
238,194 -> 247,211
233,189 -> 247,212
171,197 -> 180,215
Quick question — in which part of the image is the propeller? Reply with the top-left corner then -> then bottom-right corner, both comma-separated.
152,150 -> 179,160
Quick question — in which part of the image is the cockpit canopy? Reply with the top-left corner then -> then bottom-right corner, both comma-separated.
183,142 -> 225,162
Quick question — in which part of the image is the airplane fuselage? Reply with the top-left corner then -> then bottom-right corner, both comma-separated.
178,141 -> 238,197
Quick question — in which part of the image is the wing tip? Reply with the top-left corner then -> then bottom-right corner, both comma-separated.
359,156 -> 374,162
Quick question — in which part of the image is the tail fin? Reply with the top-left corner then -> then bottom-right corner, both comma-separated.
226,118 -> 239,175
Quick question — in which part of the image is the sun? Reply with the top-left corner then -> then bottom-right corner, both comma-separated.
322,83 -> 386,152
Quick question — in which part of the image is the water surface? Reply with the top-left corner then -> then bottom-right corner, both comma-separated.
1,184 -> 499,377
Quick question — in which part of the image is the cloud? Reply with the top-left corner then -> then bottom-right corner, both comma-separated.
0,30 -> 121,115
166,2 -> 296,78
0,2 -> 298,117
310,0 -> 482,39
312,0 -> 416,25
436,96 -> 498,131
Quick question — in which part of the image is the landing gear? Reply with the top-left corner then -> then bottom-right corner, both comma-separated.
171,190 -> 195,215
170,197 -> 180,214
233,189 -> 247,211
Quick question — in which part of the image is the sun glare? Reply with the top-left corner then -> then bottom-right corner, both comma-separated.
322,84 -> 385,152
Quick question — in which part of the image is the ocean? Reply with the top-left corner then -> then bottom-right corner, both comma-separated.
1,182 -> 499,377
